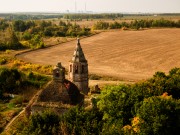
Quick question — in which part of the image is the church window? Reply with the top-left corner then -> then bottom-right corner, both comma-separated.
70,65 -> 72,72
56,70 -> 60,77
75,65 -> 78,74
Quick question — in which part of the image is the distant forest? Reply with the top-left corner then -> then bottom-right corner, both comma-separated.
0,13 -> 180,20
0,13 -> 123,20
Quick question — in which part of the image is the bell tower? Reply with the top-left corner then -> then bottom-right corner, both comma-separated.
53,62 -> 65,82
69,39 -> 89,95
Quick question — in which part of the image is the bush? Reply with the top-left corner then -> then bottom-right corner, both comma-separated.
89,74 -> 102,80
11,96 -> 23,105
0,68 -> 21,96
5,50 -> 12,54
0,58 -> 7,65
136,96 -> 180,134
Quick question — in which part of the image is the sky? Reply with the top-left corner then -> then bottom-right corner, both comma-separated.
0,0 -> 180,13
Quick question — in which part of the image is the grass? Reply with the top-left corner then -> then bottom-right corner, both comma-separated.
0,50 -> 14,65
43,36 -> 76,47
0,96 -> 23,133
12,59 -> 53,75
0,111 -> 28,135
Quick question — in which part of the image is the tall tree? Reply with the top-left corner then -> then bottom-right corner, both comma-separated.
6,28 -> 22,49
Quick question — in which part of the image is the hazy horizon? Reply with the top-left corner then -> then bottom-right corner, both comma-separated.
0,0 -> 180,13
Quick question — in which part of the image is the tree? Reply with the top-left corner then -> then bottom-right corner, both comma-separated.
165,68 -> 180,99
39,21 -> 52,30
22,111 -> 60,135
13,20 -> 26,32
22,32 -> 32,40
21,107 -> 103,135
0,19 -> 9,31
6,28 -> 22,49
0,68 -> 21,98
136,96 -> 180,135
29,34 -> 45,49
97,85 -> 133,133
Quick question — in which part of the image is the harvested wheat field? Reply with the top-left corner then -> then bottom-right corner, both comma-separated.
17,28 -> 180,82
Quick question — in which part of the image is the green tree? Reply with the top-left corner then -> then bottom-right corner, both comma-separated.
13,20 -> 26,32
6,28 -> 22,49
22,111 -> 60,135
97,85 -> 133,133
0,68 -> 21,98
22,32 -> 32,40
61,107 -> 103,135
0,19 -> 9,31
165,67 -> 180,99
29,34 -> 45,49
136,96 -> 180,135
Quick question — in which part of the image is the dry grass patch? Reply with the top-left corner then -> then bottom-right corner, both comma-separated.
43,37 -> 76,47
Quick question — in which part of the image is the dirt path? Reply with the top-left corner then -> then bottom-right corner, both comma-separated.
17,29 -> 180,81
3,89 -> 43,133
4,108 -> 25,131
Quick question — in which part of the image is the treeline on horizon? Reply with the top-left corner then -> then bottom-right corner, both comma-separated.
0,13 -> 123,20
1,13 -> 180,20
6,67 -> 180,134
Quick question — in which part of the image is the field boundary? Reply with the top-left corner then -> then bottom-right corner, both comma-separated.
15,33 -> 100,57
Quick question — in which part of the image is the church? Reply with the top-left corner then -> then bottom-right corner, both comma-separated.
29,39 -> 89,115
69,38 -> 89,95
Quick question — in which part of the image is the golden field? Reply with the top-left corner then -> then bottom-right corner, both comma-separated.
17,28 -> 180,82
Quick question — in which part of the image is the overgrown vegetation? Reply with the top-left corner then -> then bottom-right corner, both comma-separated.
12,20 -> 91,37
0,28 -> 23,50
0,66 -> 51,132
8,67 -> 180,135
14,107 -> 103,135
0,19 -> 92,51
92,18 -> 180,30
12,59 -> 53,75
0,67 -> 51,99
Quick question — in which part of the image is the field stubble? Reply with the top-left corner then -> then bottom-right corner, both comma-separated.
17,28 -> 180,82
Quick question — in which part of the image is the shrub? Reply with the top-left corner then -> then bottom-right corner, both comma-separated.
11,96 -> 23,105
5,50 -> 12,54
89,74 -> 102,80
0,58 -> 7,65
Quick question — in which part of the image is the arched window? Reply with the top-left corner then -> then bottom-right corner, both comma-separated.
70,65 -> 72,72
56,70 -> 60,77
75,65 -> 78,74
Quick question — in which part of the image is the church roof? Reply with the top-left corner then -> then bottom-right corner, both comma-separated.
36,80 -> 84,105
53,62 -> 64,70
71,39 -> 87,63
